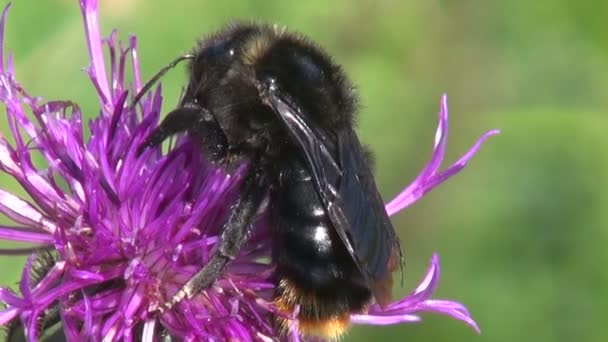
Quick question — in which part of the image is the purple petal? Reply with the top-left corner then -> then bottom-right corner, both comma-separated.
412,253 -> 440,297
433,129 -> 501,184
129,36 -> 142,93
60,304 -> 81,341
385,96 -> 499,216
0,189 -> 56,232
0,3 -> 10,73
384,94 -> 449,214
0,140 -> 21,174
0,288 -> 25,307
80,292 -> 94,340
79,0 -> 111,106
417,300 -> 481,333
103,30 -> 118,94
418,94 -> 450,181
70,269 -> 105,281
393,128 -> 500,214
19,253 -> 37,302
30,262 -> 66,296
353,254 -> 480,333
142,318 -> 157,342
0,225 -> 54,244
27,311 -> 41,342
0,306 -> 20,325
351,313 -> 421,325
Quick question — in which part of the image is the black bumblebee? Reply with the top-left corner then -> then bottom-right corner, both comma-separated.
137,23 -> 402,339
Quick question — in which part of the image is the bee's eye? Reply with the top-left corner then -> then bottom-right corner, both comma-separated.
201,39 -> 236,63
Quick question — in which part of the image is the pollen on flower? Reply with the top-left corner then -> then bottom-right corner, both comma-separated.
0,0 -> 496,341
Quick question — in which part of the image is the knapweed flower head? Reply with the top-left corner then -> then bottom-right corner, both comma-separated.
0,1 -> 499,341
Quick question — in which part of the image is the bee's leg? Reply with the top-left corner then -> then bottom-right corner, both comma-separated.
161,169 -> 267,311
136,105 -> 208,155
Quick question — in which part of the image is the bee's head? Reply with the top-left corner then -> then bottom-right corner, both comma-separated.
186,23 -> 357,156
185,23 -> 260,104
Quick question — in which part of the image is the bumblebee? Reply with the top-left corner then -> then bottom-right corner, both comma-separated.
137,23 -> 402,339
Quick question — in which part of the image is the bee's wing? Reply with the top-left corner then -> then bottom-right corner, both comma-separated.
335,128 -> 402,305
264,90 -> 401,306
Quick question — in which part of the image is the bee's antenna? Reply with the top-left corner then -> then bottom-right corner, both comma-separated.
129,54 -> 195,109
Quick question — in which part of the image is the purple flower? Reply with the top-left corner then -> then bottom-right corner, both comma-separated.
0,1 -> 498,341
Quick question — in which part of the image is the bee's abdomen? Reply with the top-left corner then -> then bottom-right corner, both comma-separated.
271,165 -> 372,338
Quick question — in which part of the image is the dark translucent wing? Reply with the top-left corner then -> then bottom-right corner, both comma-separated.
263,89 -> 400,304
335,128 -> 401,305
262,89 -> 356,254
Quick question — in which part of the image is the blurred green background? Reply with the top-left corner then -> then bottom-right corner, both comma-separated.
1,0 -> 607,341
